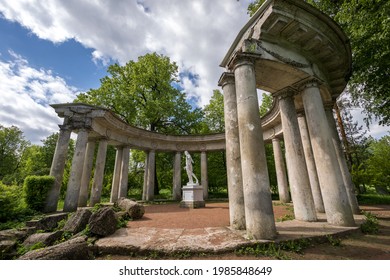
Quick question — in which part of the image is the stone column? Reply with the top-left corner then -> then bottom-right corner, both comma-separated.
297,113 -> 325,213
201,151 -> 208,200
219,72 -> 246,230
90,139 -> 108,206
272,138 -> 290,203
173,152 -> 182,200
63,128 -> 89,212
300,79 -> 355,226
142,151 -> 149,201
277,90 -> 317,221
78,140 -> 96,207
234,56 -> 276,239
44,125 -> 72,213
325,107 -> 360,214
146,150 -> 156,201
118,147 -> 130,199
110,147 -> 123,203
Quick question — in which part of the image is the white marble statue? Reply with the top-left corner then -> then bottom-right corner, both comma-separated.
184,151 -> 199,185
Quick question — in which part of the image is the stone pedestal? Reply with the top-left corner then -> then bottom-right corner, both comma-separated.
180,183 -> 205,208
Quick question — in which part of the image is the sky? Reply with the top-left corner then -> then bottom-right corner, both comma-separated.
0,0 -> 388,145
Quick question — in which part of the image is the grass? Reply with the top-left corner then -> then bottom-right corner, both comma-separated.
357,194 -> 390,205
360,211 -> 379,234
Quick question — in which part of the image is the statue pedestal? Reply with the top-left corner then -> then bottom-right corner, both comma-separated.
180,183 -> 205,208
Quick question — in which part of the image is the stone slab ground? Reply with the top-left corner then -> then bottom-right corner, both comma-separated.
94,203 -> 390,259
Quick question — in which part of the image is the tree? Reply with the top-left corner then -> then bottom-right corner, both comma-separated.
76,52 -> 203,134
366,135 -> 390,194
247,0 -> 390,125
76,53 -> 204,195
0,125 -> 30,183
203,90 -> 225,133
259,92 -> 273,117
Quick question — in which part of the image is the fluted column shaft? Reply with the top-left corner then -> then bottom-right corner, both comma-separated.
325,108 -> 360,214
110,147 -> 123,203
90,139 -> 108,206
297,113 -> 325,213
272,138 -> 290,203
173,152 -> 182,200
118,147 -> 130,198
201,151 -> 208,200
64,128 -> 89,212
219,72 -> 246,230
278,91 -> 317,221
301,80 -> 355,226
234,57 -> 276,240
146,150 -> 156,201
78,140 -> 96,207
44,126 -> 71,212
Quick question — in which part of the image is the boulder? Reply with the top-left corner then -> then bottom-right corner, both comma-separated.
88,208 -> 117,237
23,231 -> 63,247
0,240 -> 17,259
63,208 -> 92,234
26,212 -> 69,231
0,228 -> 34,242
116,198 -> 145,219
18,236 -> 92,260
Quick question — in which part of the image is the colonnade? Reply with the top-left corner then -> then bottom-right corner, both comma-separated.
219,55 -> 357,240
44,121 -> 210,213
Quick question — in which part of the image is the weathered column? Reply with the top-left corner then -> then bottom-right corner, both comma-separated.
78,140 -> 96,207
44,125 -> 72,212
300,79 -> 355,226
146,150 -> 156,201
219,72 -> 246,230
272,138 -> 290,203
110,147 -> 123,203
118,147 -> 130,199
201,151 -> 208,200
63,128 -> 89,212
297,112 -> 325,213
142,151 -> 149,201
277,90 -> 317,221
234,56 -> 276,239
90,139 -> 108,206
325,107 -> 360,214
173,152 -> 182,200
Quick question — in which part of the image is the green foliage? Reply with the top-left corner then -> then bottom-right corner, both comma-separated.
0,182 -> 24,222
23,176 -> 54,212
259,92 -> 273,117
326,235 -> 342,246
247,0 -> 266,17
17,241 -> 45,256
235,243 -> 289,259
0,125 -> 30,182
366,136 -> 390,194
76,52 -> 203,134
357,194 -> 390,205
202,90 -> 225,133
360,211 -> 379,234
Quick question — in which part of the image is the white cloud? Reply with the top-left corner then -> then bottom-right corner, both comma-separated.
0,51 -> 79,144
0,0 -> 252,107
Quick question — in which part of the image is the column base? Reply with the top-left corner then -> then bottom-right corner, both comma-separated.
180,183 -> 205,208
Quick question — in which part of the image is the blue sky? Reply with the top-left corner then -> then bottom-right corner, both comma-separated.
0,0 -> 388,144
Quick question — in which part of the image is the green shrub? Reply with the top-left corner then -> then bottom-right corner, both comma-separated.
24,175 -> 54,211
0,182 -> 23,222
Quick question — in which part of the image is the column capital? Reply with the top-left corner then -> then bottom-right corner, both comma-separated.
296,77 -> 323,91
231,53 -> 259,72
274,87 -> 297,100
218,72 -> 235,87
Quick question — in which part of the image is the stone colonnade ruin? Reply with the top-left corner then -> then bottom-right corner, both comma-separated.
44,0 -> 359,240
